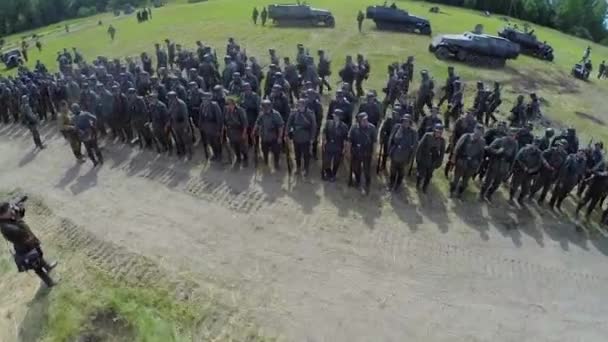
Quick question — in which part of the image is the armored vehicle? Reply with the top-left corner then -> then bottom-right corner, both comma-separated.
267,4 -> 335,27
365,5 -> 431,35
1,49 -> 22,69
429,32 -> 520,67
498,27 -> 553,61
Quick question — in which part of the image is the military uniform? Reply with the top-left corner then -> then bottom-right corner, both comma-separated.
21,101 -> 44,149
388,121 -> 418,190
305,95 -> 324,160
75,111 -> 103,165
445,113 -> 476,177
415,130 -> 446,193
287,107 -> 317,175
348,121 -> 377,191
224,104 -> 249,165
149,100 -> 172,154
255,109 -> 285,168
414,72 -> 434,121
318,52 -> 332,94
322,116 -> 349,181
530,145 -> 567,203
198,100 -> 224,161
576,170 -> 608,218
549,153 -> 586,210
327,97 -> 353,128
169,97 -> 193,159
97,87 -> 114,136
480,135 -> 518,201
129,94 -> 152,148
510,143 -> 542,203
450,132 -> 485,197
509,99 -> 526,127
358,97 -> 382,128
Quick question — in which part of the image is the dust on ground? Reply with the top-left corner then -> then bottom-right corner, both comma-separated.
2,122 -> 608,341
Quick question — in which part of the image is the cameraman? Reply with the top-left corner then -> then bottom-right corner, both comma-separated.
0,199 -> 57,287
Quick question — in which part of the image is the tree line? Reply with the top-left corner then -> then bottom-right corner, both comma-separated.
425,0 -> 608,44
0,0 -> 146,37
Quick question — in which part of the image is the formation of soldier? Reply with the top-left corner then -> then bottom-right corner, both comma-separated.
1,38 -> 607,226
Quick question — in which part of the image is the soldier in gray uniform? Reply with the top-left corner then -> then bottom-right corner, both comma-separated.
348,112 -> 378,194
305,88 -> 323,160
548,149 -> 587,211
322,109 -> 349,181
283,57 -> 300,103
509,139 -> 542,204
443,79 -> 463,129
437,66 -> 457,107
96,83 -> 114,137
358,92 -> 382,128
148,92 -> 172,154
530,139 -> 567,204
198,92 -> 224,161
317,50 -> 332,94
509,95 -> 526,127
20,95 -> 45,149
168,91 -> 193,159
414,70 -> 434,121
450,124 -> 485,198
254,99 -> 285,169
127,88 -> 152,149
415,123 -> 446,193
444,108 -> 476,177
240,83 -> 260,146
480,128 -> 519,202
73,104 -> 103,166
286,98 -> 317,176
387,114 -> 418,191
224,97 -> 249,166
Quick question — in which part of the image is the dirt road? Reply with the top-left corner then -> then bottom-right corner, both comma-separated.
2,123 -> 608,341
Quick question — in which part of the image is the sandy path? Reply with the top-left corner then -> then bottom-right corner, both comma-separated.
1,123 -> 608,341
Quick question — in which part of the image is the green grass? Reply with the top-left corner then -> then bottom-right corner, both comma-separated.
2,0 -> 608,141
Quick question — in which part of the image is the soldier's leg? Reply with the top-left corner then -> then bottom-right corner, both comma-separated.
352,156 -> 362,186
459,169 -> 473,197
271,141 -> 281,169
381,141 -> 389,170
261,142 -> 270,165
332,151 -> 342,180
30,127 -> 43,148
93,139 -> 103,164
389,160 -> 398,188
395,161 -> 406,190
519,177 -> 532,202
450,164 -> 463,195
302,141 -> 311,175
509,170 -> 523,201
363,154 -> 372,190
293,142 -> 303,171
321,149 -> 331,179
577,179 -> 588,198
84,141 -> 98,165
586,194 -> 602,218
422,167 -> 433,193
355,79 -> 364,98
576,192 -> 593,216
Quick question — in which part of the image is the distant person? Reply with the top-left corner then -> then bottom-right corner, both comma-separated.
107,25 -> 116,41
148,7 -> 152,19
35,40 -> 42,52
261,7 -> 268,26
252,7 -> 259,25
581,46 -> 591,63
21,41 -> 28,62
65,24 -> 69,33
598,60 -> 605,79
357,10 -> 364,33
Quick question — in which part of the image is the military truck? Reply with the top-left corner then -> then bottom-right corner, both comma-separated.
267,4 -> 335,27
498,27 -> 554,61
429,32 -> 520,67
366,4 -> 431,35
1,49 -> 22,69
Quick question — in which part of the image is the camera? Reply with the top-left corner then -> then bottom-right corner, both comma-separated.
10,195 -> 28,219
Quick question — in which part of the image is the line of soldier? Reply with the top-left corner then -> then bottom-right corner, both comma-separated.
2,38 -> 608,225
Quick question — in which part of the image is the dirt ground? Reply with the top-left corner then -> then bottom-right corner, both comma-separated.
2,122 -> 608,341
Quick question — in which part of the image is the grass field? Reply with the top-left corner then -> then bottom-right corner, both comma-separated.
3,0 -> 608,142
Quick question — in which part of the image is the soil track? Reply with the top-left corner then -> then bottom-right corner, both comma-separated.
2,122 -> 608,341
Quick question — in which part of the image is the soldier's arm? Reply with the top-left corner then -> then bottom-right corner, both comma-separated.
453,134 -> 468,158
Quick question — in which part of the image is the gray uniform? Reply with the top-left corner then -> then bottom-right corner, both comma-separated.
98,89 -> 114,136
481,136 -> 519,200
388,124 -> 418,190
224,105 -> 249,164
510,144 -> 542,202
530,146 -> 567,203
415,132 -> 446,192
255,110 -> 284,168
198,101 -> 224,160
450,133 -> 485,197
322,119 -> 349,180
348,122 -> 378,190
287,109 -> 317,174
549,153 -> 586,210
149,101 -> 172,153
169,98 -> 193,158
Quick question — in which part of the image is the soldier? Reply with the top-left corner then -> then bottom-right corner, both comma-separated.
444,79 -> 463,129
402,56 -> 415,84
378,108 -> 399,172
509,139 -> 542,205
270,84 -> 291,123
355,54 -> 370,98
358,92 -> 382,128
155,43 -> 168,72
414,70 -> 434,121
198,92 -> 224,161
357,10 -> 365,32
286,98 -> 317,176
57,100 -> 83,161
576,141 -> 604,198
530,139 -> 567,204
252,7 -> 259,25
339,56 -> 356,95
166,91 -> 191,159
321,109 -> 349,181
224,97 -> 248,166
254,99 -> 284,169
72,104 -> 103,166
20,95 -> 45,150
127,88 -> 151,148
575,166 -> 608,219
261,7 -> 268,26
598,60 -> 606,79
486,81 -> 501,125
348,113 -> 378,194
264,64 -> 278,98
283,57 -> 300,103
387,114 -> 418,191
516,123 -> 534,150
240,83 -> 260,146
437,66 -> 457,107
0,84 -> 10,124
317,50 -> 332,94
548,149 -> 587,211
95,83 -> 113,137
445,109 -> 476,177
538,127 -> 554,151
228,72 -> 245,97
148,92 -> 172,154
417,106 -> 442,138
509,95 -> 526,127
165,39 -> 176,69
475,121 -> 508,181
450,124 -> 485,198
480,128 -> 519,202
107,25 -> 116,41
473,83 -> 490,124
305,88 -> 323,160
551,127 -> 579,154
415,123 -> 446,193
327,90 -> 353,128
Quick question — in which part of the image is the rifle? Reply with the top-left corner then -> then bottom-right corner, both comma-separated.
376,141 -> 385,174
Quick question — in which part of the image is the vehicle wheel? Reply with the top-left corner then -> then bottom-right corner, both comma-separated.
435,47 -> 450,60
325,17 -> 335,28
456,49 -> 467,61
420,26 -> 431,35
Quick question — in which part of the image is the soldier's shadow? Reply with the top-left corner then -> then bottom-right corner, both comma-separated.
18,286 -> 52,342
416,182 -> 450,233
69,166 -> 99,195
18,148 -> 40,167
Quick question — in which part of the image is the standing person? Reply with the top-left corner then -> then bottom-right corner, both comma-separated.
72,104 -> 103,166
96,83 -> 114,137
530,139 -> 567,204
549,149 -> 587,211
107,25 -> 116,41
444,109 -> 476,177
261,7 -> 268,26
509,95 -> 526,127
155,43 -> 168,72
252,7 -> 259,25
357,10 -> 365,33
198,92 -> 224,161
415,123 -> 446,193
35,40 -> 42,52
387,114 -> 418,192
254,99 -> 284,170
127,88 -> 152,149
317,50 -> 332,95
449,124 -> 485,198
414,70 -> 434,121
20,96 -> 45,150
305,88 -> 324,160
509,139 -> 542,205
21,41 -> 29,62
598,60 -> 606,79
148,92 -> 172,155
437,66 -> 457,108
224,97 -> 249,166
443,79 -> 463,129
480,128 -> 519,202
286,98 -> 317,177
485,82 -> 501,126
168,91 -> 193,159
575,167 -> 608,219
111,85 -> 131,142
338,56 -> 356,95
355,54 -> 370,98
321,109 -> 349,182
347,113 -> 377,194
240,83 -> 260,146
